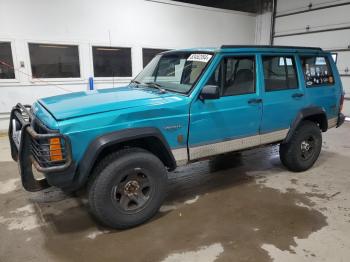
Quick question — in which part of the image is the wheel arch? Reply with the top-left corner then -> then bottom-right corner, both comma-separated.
283,106 -> 328,144
76,127 -> 177,188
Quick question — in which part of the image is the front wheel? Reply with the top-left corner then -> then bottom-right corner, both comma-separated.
88,148 -> 167,229
280,120 -> 322,172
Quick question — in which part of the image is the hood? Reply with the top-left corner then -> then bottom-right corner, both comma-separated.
38,86 -> 180,120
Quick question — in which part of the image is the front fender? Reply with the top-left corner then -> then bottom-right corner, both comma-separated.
72,127 -> 176,190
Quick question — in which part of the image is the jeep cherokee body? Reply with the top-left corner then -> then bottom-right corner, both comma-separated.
9,45 -> 345,228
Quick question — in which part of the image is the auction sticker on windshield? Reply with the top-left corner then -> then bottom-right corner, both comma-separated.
187,54 -> 212,63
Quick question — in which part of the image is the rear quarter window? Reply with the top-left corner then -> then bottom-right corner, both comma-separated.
300,55 -> 334,87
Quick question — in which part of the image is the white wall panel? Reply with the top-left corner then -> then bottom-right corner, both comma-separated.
335,51 -> 350,75
276,0 -> 350,15
274,29 -> 350,50
342,73 -> 350,115
275,5 -> 350,35
340,77 -> 350,95
1,0 -> 255,48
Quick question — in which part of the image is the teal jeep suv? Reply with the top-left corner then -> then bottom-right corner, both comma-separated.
9,45 -> 345,228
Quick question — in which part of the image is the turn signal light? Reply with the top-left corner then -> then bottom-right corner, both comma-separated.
50,137 -> 63,161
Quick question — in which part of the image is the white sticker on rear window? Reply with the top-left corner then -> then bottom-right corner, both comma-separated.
187,54 -> 212,63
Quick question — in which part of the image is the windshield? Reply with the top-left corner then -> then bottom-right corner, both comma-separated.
133,51 -> 213,94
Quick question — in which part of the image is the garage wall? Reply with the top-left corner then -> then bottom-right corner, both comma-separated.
273,0 -> 350,116
255,11 -> 273,45
0,0 -> 256,130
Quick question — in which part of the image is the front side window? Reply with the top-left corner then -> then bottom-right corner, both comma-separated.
262,55 -> 298,92
300,55 -> 334,87
29,43 -> 80,78
134,52 -> 213,94
93,46 -> 132,77
206,56 -> 255,96
0,42 -> 15,79
142,48 -> 169,68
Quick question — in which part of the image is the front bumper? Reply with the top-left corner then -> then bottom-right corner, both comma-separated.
8,104 -> 73,192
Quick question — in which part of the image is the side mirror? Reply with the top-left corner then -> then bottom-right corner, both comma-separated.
199,85 -> 220,100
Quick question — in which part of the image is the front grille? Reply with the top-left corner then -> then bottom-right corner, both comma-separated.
31,117 -> 48,134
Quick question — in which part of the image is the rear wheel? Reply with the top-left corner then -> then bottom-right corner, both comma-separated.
280,120 -> 322,172
88,148 -> 167,229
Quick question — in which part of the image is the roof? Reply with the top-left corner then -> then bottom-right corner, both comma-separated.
164,45 -> 324,54
220,45 -> 323,52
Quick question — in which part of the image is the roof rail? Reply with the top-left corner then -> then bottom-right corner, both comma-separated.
220,45 -> 323,51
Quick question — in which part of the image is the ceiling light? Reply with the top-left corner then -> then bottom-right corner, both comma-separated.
39,45 -> 69,48
96,48 -> 120,51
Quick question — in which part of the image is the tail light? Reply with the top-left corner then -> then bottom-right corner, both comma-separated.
49,137 -> 63,161
340,93 -> 345,112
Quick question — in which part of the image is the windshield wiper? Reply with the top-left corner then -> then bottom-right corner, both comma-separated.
130,80 -> 141,85
144,82 -> 166,94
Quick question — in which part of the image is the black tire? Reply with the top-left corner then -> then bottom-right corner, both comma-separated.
88,148 -> 167,229
280,120 -> 322,172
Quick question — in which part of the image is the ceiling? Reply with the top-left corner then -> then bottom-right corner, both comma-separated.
173,0 -> 272,13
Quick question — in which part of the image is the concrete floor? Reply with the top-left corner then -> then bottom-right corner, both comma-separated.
0,123 -> 349,262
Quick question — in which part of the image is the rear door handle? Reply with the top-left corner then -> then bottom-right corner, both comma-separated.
248,98 -> 263,104
292,93 -> 304,98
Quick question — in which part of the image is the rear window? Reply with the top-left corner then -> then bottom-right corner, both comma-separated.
300,55 -> 334,87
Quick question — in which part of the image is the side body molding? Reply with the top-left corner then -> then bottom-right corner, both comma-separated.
77,127 -> 177,185
283,106 -> 328,144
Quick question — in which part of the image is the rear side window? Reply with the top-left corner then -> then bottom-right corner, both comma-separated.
262,56 -> 298,92
300,56 -> 334,87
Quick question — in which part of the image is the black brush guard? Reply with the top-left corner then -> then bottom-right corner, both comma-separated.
8,103 -> 72,192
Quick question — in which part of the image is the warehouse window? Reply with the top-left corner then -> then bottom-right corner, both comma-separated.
0,42 -> 15,79
93,46 -> 132,77
262,56 -> 298,92
300,56 -> 334,87
29,43 -> 80,78
142,48 -> 169,68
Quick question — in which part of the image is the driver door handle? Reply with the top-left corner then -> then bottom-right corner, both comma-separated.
292,93 -> 304,98
248,98 -> 263,104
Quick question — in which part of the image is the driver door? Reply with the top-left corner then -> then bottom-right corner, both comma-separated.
188,54 -> 263,160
